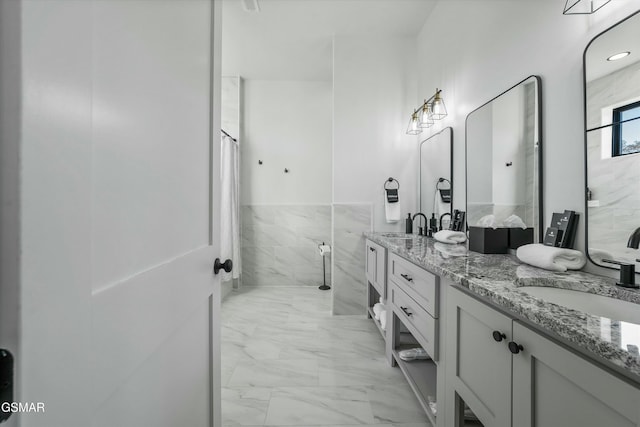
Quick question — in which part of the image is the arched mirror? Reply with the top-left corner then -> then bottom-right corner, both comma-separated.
584,10 -> 640,269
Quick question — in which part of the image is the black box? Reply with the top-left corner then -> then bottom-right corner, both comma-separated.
550,211 -> 579,248
469,226 -> 509,254
543,227 -> 562,247
508,227 -> 534,249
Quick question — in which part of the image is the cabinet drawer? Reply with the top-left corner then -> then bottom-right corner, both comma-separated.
391,282 -> 437,360
388,253 -> 439,317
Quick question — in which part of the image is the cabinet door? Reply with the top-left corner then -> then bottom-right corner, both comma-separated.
512,321 -> 640,427
446,288 -> 512,427
365,241 -> 378,286
375,245 -> 386,300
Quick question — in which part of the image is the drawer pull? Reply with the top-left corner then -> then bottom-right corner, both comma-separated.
492,331 -> 506,342
400,306 -> 413,317
369,247 -> 376,252
508,341 -> 524,354
400,273 -> 413,282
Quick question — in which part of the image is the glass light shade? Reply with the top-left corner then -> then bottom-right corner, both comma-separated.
419,102 -> 434,128
563,0 -> 610,14
431,92 -> 447,120
406,112 -> 422,135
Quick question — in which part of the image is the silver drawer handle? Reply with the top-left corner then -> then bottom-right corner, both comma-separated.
400,306 -> 413,317
400,273 -> 413,282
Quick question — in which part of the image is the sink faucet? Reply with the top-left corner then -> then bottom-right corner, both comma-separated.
602,259 -> 638,289
439,212 -> 451,231
628,227 -> 640,249
412,213 -> 428,235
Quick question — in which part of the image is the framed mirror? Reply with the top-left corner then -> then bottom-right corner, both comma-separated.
465,76 -> 543,241
419,127 -> 453,227
584,10 -> 640,268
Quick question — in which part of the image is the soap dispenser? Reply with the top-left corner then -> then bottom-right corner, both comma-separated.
405,213 -> 413,234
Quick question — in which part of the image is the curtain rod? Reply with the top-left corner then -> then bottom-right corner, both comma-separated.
221,129 -> 237,142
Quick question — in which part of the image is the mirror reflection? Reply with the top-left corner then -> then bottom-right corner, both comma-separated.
419,127 -> 452,229
466,76 -> 542,241
585,11 -> 640,267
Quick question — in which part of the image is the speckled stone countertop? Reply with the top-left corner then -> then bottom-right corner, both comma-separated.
365,232 -> 640,383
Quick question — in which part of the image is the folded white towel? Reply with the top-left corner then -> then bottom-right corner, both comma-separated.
373,303 -> 384,320
434,230 -> 467,244
517,243 -> 586,272
379,309 -> 387,331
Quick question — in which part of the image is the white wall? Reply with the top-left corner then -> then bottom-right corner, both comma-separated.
333,35 -> 418,230
241,80 -> 332,205
415,0 -> 640,277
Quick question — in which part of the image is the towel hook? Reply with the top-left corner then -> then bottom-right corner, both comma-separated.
384,177 -> 400,190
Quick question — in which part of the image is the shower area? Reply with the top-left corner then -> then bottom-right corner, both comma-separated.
220,76 -> 333,298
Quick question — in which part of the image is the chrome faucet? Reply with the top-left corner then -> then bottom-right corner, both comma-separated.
412,213 -> 428,236
601,228 -> 640,288
439,212 -> 451,231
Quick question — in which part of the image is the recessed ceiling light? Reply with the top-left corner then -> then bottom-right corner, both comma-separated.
241,0 -> 260,13
607,51 -> 630,61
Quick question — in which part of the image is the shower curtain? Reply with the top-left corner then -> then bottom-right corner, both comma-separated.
220,133 -> 240,282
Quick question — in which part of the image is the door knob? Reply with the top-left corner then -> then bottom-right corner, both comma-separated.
492,331 -> 506,342
214,258 -> 233,275
508,341 -> 524,354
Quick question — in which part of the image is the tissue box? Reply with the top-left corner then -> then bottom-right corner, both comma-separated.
508,227 -> 534,249
469,226 -> 509,254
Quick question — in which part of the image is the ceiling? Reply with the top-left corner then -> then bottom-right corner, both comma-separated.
221,0 -> 437,80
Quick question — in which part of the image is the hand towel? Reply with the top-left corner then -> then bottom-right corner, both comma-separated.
385,189 -> 401,223
379,309 -> 387,330
517,243 -> 586,272
434,230 -> 467,244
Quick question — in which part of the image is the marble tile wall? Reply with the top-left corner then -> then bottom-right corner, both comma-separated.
523,81 -> 539,234
586,60 -> 640,259
332,203 -> 372,315
241,205 -> 332,287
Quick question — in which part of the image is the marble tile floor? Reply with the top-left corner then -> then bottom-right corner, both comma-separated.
221,286 -> 433,427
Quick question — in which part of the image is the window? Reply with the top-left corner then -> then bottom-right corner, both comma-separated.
612,100 -> 640,156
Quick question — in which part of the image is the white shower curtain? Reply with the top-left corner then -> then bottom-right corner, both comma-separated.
220,134 -> 240,281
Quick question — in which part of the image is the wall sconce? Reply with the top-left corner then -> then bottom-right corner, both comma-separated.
406,88 -> 447,135
563,0 -> 610,15
406,110 -> 422,135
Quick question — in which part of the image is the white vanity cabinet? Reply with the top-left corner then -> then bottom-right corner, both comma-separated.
386,252 -> 445,427
365,239 -> 388,343
512,321 -> 640,427
365,239 -> 386,300
447,286 -> 640,427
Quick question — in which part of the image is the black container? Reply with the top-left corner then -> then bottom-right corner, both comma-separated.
405,213 -> 413,234
508,227 -> 534,249
469,226 -> 509,254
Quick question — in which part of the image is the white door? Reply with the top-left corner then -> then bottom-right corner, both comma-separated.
0,1 -> 223,426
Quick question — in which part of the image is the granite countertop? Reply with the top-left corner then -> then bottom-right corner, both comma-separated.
365,231 -> 640,383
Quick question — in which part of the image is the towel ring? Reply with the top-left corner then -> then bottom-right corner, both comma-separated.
384,177 -> 399,190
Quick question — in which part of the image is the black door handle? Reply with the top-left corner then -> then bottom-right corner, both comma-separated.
400,273 -> 413,282
214,258 -> 233,275
508,341 -> 524,354
400,306 -> 413,317
492,331 -> 506,342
